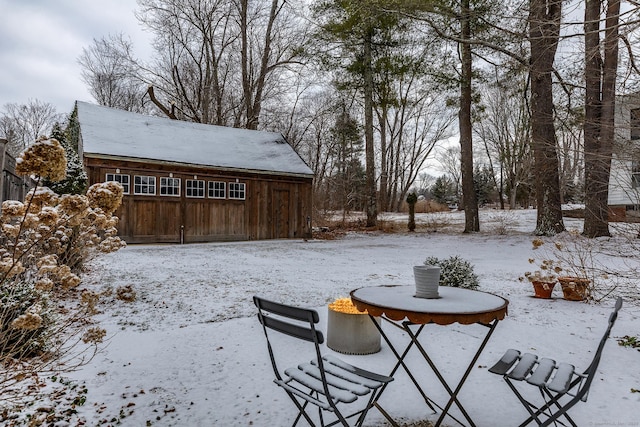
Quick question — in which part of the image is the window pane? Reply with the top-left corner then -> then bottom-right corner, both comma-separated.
632,109 -> 640,140
134,176 -> 156,195
229,182 -> 246,200
208,181 -> 226,199
186,180 -> 205,198
160,177 -> 180,196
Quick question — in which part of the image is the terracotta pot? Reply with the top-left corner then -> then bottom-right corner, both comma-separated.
531,281 -> 556,298
558,276 -> 590,301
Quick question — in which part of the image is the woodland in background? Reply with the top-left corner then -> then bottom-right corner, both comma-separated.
2,0 -> 639,237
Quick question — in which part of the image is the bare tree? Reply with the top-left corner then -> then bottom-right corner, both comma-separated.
437,146 -> 463,202
384,91 -> 454,211
528,0 -> 565,235
476,69 -> 533,209
0,100 -> 62,156
133,0 -> 307,128
78,34 -> 147,113
582,0 -> 621,237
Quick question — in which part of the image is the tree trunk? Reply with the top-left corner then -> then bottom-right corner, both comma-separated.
583,0 -> 619,237
379,105 -> 388,212
459,0 -> 479,232
529,0 -> 565,235
364,31 -> 378,227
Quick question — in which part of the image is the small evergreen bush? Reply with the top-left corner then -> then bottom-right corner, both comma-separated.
424,256 -> 480,290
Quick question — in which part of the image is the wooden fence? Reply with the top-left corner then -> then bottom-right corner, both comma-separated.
0,139 -> 34,203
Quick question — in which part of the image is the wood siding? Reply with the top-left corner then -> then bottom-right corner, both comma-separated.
84,158 -> 312,243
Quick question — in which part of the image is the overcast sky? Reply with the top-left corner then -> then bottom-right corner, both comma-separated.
0,0 -> 151,114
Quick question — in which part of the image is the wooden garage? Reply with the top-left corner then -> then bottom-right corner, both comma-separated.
76,102 -> 313,244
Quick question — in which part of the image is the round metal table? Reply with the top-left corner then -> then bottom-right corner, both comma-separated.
350,285 -> 509,427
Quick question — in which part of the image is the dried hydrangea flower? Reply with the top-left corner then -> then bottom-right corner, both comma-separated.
116,285 -> 136,302
61,273 -> 81,289
15,137 -> 67,182
38,206 -> 59,226
0,259 -> 24,278
86,182 -> 124,214
11,306 -> 43,331
1,200 -> 26,218
25,187 -> 59,212
2,223 -> 20,238
35,278 -> 54,291
58,194 -> 89,216
81,290 -> 100,314
82,327 -> 107,344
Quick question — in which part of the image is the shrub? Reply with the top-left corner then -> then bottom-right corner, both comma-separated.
0,137 -> 125,405
424,256 -> 480,290
0,282 -> 52,358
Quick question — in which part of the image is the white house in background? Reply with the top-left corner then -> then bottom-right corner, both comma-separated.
608,92 -> 640,220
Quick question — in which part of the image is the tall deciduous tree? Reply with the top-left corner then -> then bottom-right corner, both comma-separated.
476,68 -> 532,209
528,0 -> 565,235
78,34 -> 146,113
582,0 -> 620,237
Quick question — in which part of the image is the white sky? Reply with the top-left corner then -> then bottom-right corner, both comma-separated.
0,0 -> 152,114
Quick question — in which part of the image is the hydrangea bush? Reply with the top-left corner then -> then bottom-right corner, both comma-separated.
0,137 -> 125,404
424,255 -> 480,290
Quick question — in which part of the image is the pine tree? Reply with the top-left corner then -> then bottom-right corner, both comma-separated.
42,109 -> 87,195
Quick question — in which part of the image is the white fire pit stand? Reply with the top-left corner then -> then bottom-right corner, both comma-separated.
327,307 -> 381,355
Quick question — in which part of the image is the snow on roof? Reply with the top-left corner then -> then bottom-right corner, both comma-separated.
76,101 -> 313,177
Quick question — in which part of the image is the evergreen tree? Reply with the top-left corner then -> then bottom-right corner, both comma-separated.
431,175 -> 457,205
329,107 -> 366,216
473,165 -> 497,205
42,111 -> 87,195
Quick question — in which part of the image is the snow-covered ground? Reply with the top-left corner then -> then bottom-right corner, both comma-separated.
21,209 -> 640,426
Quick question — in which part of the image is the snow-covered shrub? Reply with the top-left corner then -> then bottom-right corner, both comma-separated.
0,137 -> 125,404
424,255 -> 480,290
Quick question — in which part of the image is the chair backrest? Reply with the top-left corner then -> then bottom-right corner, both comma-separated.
578,297 -> 623,396
537,297 -> 623,427
254,295 -> 328,391
254,296 -> 324,343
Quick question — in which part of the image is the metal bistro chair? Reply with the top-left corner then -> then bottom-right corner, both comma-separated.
488,297 -> 623,427
254,296 -> 394,427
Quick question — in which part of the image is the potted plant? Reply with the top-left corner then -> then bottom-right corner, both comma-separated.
524,237 -> 593,301
522,267 -> 558,299
521,241 -> 562,298
557,276 -> 591,301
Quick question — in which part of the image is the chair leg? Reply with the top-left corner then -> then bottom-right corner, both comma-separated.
503,378 -> 545,426
285,391 -> 318,427
505,378 -> 579,427
540,389 -> 578,427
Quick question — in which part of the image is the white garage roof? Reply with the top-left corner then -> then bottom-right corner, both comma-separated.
76,101 -> 313,177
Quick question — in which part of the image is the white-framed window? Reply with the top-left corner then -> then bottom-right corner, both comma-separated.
632,160 -> 640,189
160,177 -> 181,196
228,182 -> 246,200
105,173 -> 130,194
208,181 -> 226,199
186,179 -> 205,198
632,108 -> 640,140
134,175 -> 156,195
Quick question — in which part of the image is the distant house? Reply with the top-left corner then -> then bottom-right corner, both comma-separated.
608,93 -> 640,220
76,102 -> 314,243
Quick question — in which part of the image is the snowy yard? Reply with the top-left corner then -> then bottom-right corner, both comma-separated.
18,209 -> 640,426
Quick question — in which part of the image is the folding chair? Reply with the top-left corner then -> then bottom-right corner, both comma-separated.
254,296 -> 394,427
488,297 -> 623,427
